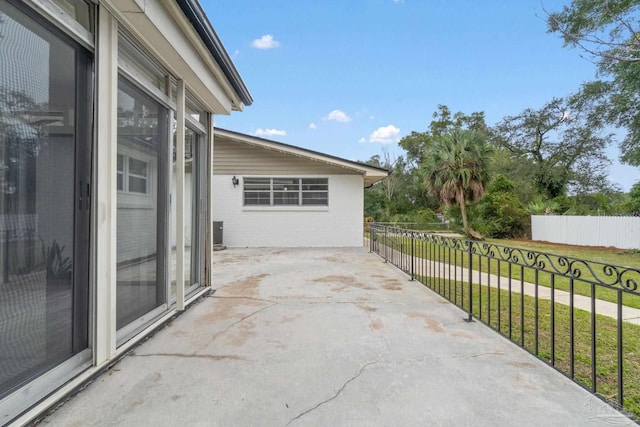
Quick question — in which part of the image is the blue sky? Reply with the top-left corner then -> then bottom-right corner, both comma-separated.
205,0 -> 640,191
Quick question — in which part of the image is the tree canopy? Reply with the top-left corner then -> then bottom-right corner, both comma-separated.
492,97 -> 613,198
548,0 -> 640,165
364,98 -> 636,239
398,105 -> 487,169
422,129 -> 492,237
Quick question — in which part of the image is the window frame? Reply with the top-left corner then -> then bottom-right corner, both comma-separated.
116,153 -> 150,195
242,177 -> 329,207
23,0 -> 94,49
0,0 -> 94,416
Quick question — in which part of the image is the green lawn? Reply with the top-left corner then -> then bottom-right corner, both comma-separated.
490,238 -> 640,269
371,232 -> 640,309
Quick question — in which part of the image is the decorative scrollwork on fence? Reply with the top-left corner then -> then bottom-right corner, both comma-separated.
369,224 -> 640,295
620,271 -> 639,292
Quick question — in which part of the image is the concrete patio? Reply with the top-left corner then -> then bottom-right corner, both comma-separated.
41,247 -> 634,426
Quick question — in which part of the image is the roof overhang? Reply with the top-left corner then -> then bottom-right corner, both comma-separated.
174,0 -> 252,107
214,128 -> 389,187
106,0 -> 252,114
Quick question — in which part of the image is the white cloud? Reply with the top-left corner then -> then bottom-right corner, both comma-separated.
233,49 -> 240,59
324,109 -> 352,122
251,34 -> 280,49
309,122 -> 317,129
369,125 -> 400,143
255,128 -> 286,137
358,137 -> 367,144
393,0 -> 404,3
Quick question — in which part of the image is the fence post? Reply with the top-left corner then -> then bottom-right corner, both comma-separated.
465,239 -> 474,322
384,226 -> 388,263
410,231 -> 415,281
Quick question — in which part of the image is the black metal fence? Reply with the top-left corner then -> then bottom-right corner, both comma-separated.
368,223 -> 640,418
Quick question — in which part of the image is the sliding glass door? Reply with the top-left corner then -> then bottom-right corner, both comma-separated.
185,127 -> 202,291
116,77 -> 169,336
0,0 -> 91,401
169,126 -> 202,299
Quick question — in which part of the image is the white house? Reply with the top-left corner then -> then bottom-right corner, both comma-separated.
0,0 -> 251,424
212,128 -> 389,247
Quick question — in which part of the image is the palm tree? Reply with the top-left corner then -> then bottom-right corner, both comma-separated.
423,129 -> 492,238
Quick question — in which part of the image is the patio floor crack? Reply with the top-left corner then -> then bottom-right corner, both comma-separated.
393,351 -> 508,365
209,295 -> 276,304
286,353 -> 385,426
131,353 -> 250,361
193,302 -> 278,354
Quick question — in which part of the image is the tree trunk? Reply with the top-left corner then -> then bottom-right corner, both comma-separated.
458,187 -> 483,239
457,188 -> 468,231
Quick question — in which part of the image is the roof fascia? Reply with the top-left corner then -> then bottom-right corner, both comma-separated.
175,0 -> 253,107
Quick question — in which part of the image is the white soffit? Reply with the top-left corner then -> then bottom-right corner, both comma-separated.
107,0 -> 241,114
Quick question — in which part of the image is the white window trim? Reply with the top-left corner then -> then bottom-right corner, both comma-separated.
117,66 -> 175,111
243,177 -> 329,208
242,206 -> 329,212
185,113 -> 206,134
117,32 -> 175,111
25,0 -> 94,49
117,149 -> 156,209
117,153 -> 149,194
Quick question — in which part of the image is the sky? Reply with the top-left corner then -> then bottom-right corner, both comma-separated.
204,0 -> 640,192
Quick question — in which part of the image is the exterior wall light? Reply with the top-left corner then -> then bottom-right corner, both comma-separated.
232,176 -> 239,187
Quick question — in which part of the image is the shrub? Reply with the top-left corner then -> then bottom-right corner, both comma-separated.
472,175 -> 530,238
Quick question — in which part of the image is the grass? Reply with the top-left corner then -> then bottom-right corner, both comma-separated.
371,232 -> 640,309
490,238 -> 640,269
417,274 -> 640,420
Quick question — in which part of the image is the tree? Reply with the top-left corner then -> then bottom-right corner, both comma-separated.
490,147 -> 539,205
472,175 -> 530,239
626,181 -> 640,214
363,150 -> 416,221
399,105 -> 488,168
492,97 -> 613,198
422,129 -> 492,237
547,1 -> 640,63
395,105 -> 488,222
547,1 -> 640,165
378,148 -> 401,211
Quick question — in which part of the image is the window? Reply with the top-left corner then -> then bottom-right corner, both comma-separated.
243,178 -> 328,206
244,178 -> 271,205
0,0 -> 92,411
301,178 -> 329,205
50,0 -> 93,32
273,178 -> 299,206
116,76 -> 169,333
117,153 -> 149,194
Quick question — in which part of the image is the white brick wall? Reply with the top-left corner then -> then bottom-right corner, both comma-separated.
212,175 -> 364,247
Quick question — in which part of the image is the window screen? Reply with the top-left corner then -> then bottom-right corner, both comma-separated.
243,178 -> 328,206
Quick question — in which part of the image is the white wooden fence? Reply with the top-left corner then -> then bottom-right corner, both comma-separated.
531,215 -> 640,250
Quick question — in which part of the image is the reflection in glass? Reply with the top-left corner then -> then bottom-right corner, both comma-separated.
170,127 -> 200,297
185,128 -> 199,289
116,78 -> 167,330
0,1 -> 86,398
273,178 -> 299,206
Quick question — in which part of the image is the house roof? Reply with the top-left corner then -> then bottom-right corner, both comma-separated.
214,128 -> 389,187
175,0 -> 253,107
